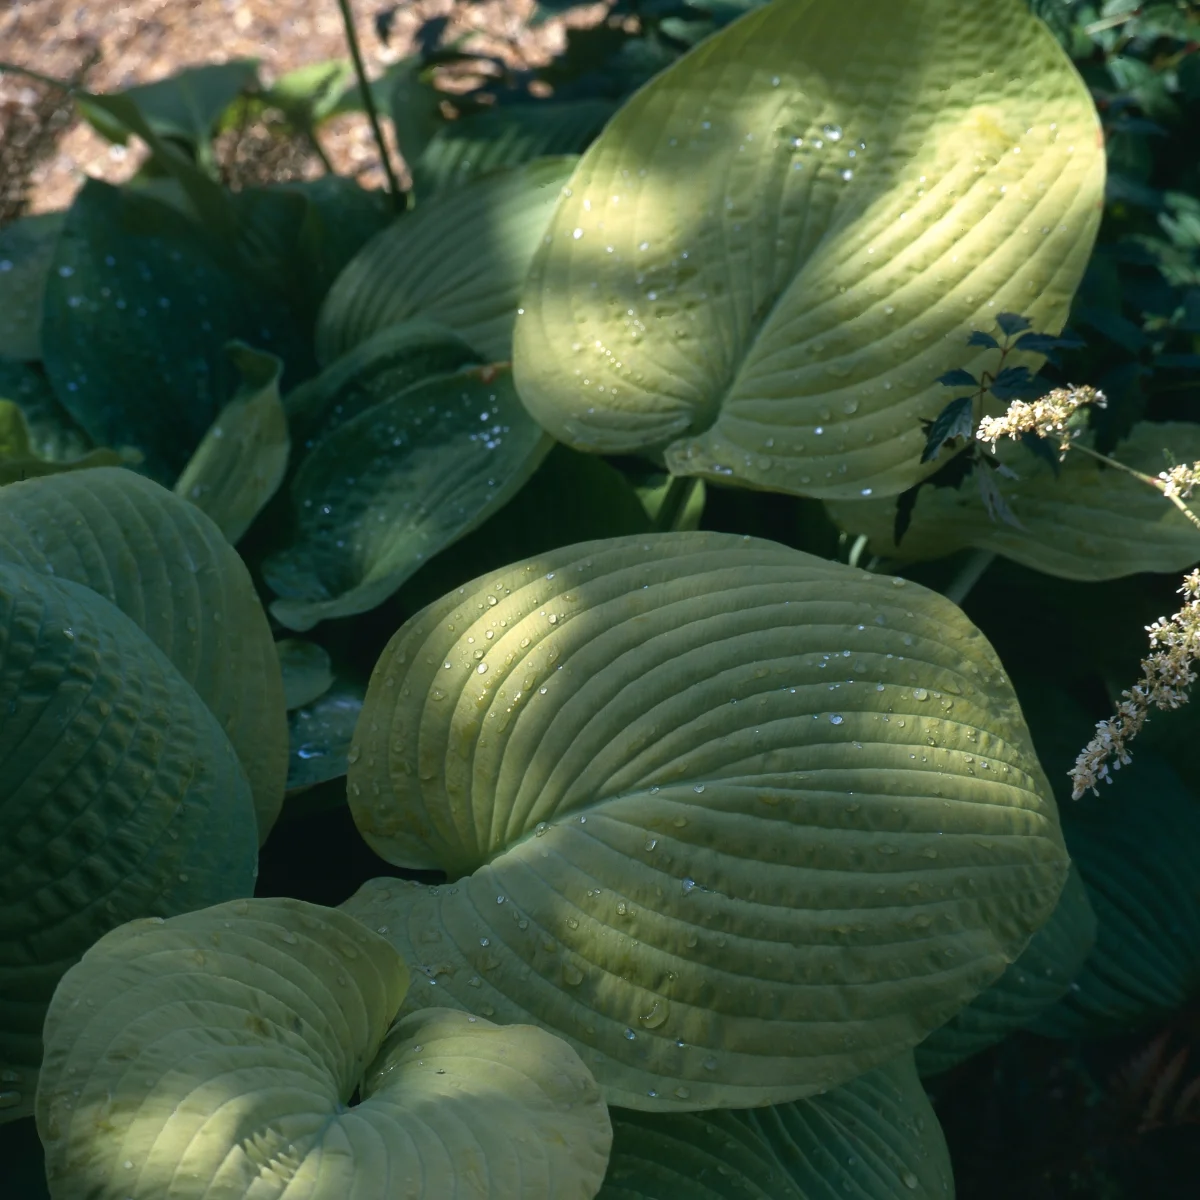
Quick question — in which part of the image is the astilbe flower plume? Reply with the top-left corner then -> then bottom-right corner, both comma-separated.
975,385 -> 1106,455
1070,570 -> 1200,799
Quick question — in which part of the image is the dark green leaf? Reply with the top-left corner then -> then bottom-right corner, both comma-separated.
995,312 -> 1032,336
920,396 -> 975,463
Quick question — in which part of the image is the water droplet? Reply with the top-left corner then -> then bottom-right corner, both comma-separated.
913,688 -> 929,701
823,123 -> 843,141
477,663 -> 488,675
830,714 -> 844,725
624,1028 -> 637,1041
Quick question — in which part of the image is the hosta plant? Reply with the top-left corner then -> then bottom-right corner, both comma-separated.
3,0 -> 1200,1196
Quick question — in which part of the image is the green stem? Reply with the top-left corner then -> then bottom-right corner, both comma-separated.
334,0 -> 402,210
652,475 -> 699,532
1072,442 -> 1200,532
943,548 -> 996,607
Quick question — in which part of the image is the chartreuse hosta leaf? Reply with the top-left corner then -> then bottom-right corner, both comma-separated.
915,863 -> 1095,1076
36,898 -> 612,1199
513,0 -> 1104,501
0,399 -> 131,486
599,1052 -> 951,1199
1031,754 -> 1200,1038
264,366 -> 552,631
316,157 -> 578,364
0,564 -> 257,1123
284,321 -> 480,453
0,468 -> 287,840
174,342 -> 289,543
827,422 -> 1200,579
340,532 -> 1068,1110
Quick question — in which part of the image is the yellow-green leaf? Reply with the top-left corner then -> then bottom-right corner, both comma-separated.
341,531 -> 1068,1110
826,423 -> 1200,579
0,468 -> 287,840
599,1052 -> 951,1198
513,0 -> 1103,500
37,898 -> 612,1199
174,342 -> 289,544
0,565 -> 257,1123
0,399 -> 133,486
316,157 -> 578,364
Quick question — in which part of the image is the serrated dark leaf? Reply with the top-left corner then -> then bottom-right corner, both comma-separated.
937,368 -> 980,388
920,395 -> 975,463
967,330 -> 1001,349
1019,430 -> 1062,476
976,461 -> 1023,528
894,484 -> 920,547
988,365 -> 1038,402
1012,333 -> 1066,356
996,312 -> 1032,337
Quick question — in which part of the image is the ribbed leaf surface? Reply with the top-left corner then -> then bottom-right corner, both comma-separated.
0,468 -> 287,838
513,0 -> 1103,500
916,863 -> 1095,1075
316,158 -> 577,364
0,566 -> 257,1123
827,423 -> 1200,579
342,532 -> 1068,1109
37,899 -> 611,1199
599,1052 -> 952,1198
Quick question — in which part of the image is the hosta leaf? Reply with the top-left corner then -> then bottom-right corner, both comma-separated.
0,360 -> 93,462
316,158 -> 578,364
284,321 -> 480,452
0,469 -> 287,840
915,862 -> 1095,1076
1030,755 -> 1200,1038
42,179 -> 303,483
414,100 -> 616,195
277,638 -> 335,710
513,0 -> 1104,500
79,60 -> 259,150
37,899 -> 611,1200
288,680 -> 365,792
341,532 -> 1068,1110
0,565 -> 257,1123
0,400 -> 131,486
599,1052 -> 951,1198
0,211 -> 64,360
264,366 -> 552,631
174,342 -> 289,543
826,423 -> 1200,579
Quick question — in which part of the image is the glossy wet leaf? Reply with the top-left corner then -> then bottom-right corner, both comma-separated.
341,531 -> 1068,1110
0,211 -> 64,360
915,863 -> 1096,1076
0,360 -> 93,462
1031,755 -> 1200,1038
514,0 -> 1104,500
316,157 -> 578,364
174,342 -> 289,543
37,898 -> 612,1199
826,423 -> 1200,579
285,321 -> 479,453
415,100 -> 615,196
0,564 -> 257,1123
599,1052 -> 951,1198
277,638 -> 335,710
288,680 -> 365,792
0,468 -> 287,840
41,179 -> 302,482
265,366 -> 551,631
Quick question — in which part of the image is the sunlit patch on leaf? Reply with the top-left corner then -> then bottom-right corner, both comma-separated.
341,531 -> 1068,1110
514,0 -> 1104,500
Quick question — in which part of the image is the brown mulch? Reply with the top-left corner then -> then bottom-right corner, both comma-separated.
0,0 -> 608,217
